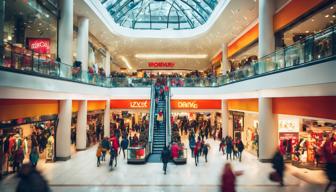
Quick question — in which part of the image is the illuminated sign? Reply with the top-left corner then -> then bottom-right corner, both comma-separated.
27,38 -> 50,54
171,100 -> 221,109
278,117 -> 300,132
130,101 -> 148,108
177,101 -> 198,109
110,100 -> 150,109
148,62 -> 175,68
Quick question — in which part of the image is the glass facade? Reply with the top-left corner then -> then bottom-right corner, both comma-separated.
100,0 -> 218,30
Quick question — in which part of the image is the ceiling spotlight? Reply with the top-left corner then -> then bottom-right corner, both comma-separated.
325,14 -> 330,18
305,31 -> 309,33
330,6 -> 334,10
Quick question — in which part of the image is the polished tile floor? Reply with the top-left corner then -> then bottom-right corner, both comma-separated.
0,137 -> 330,192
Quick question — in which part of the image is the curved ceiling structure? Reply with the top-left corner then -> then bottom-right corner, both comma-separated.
100,0 -> 218,30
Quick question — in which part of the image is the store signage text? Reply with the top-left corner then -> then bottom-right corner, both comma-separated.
130,101 -> 148,108
27,38 -> 50,54
148,62 -> 175,68
177,101 -> 198,109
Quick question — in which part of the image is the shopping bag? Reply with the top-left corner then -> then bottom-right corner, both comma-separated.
269,171 -> 281,182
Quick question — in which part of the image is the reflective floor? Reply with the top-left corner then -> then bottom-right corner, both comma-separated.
0,137 -> 330,192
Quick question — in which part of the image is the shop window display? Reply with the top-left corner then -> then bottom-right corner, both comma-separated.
230,111 -> 244,140
292,119 -> 336,169
0,119 -> 56,176
244,120 -> 259,157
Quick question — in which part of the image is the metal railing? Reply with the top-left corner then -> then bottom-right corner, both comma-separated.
165,80 -> 172,147
1,24 -> 335,88
171,25 -> 336,87
148,84 -> 156,153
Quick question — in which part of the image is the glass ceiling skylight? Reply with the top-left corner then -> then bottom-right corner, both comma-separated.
100,0 -> 218,30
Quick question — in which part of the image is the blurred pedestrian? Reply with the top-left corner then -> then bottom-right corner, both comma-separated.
323,134 -> 336,192
96,144 -> 102,167
271,150 -> 285,186
16,163 -> 50,192
161,146 -> 170,174
221,163 -> 243,192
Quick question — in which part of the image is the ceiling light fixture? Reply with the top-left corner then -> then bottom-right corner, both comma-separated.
135,54 -> 208,59
120,56 -> 132,70
325,14 -> 330,18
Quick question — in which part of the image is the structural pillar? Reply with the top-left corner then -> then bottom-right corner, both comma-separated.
221,44 -> 229,74
76,17 -> 89,71
104,99 -> 110,137
56,100 -> 72,160
58,0 -> 73,65
105,51 -> 111,77
76,100 -> 87,150
258,0 -> 275,73
258,97 -> 277,162
221,99 -> 229,137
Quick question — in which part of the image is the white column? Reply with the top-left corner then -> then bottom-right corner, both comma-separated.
76,17 -> 89,71
221,44 -> 229,74
221,99 -> 229,138
76,100 -> 87,150
58,0 -> 73,64
210,112 -> 215,127
258,97 -> 277,161
105,51 -> 111,77
56,100 -> 72,160
104,100 -> 110,137
258,0 -> 275,72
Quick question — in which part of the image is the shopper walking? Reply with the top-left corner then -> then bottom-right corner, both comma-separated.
29,147 -> 39,168
237,139 -> 245,162
109,146 -> 117,170
221,163 -> 243,192
194,138 -> 201,166
219,137 -> 226,155
96,145 -> 102,167
203,143 -> 210,163
189,134 -> 196,157
161,146 -> 170,174
120,136 -> 129,159
101,137 -> 110,161
323,134 -> 336,192
226,137 -> 233,160
13,147 -> 24,173
271,150 -> 285,186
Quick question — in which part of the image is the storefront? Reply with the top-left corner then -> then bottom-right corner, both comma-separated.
274,114 -> 336,169
0,115 -> 57,176
110,99 -> 150,134
2,0 -> 58,69
170,100 -> 222,139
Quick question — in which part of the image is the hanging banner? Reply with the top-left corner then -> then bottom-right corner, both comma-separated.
27,38 -> 50,54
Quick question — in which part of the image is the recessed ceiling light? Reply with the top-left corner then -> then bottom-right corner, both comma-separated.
330,6 -> 334,10
305,31 -> 309,33
325,14 -> 330,18
311,19 -> 315,22
333,15 -> 336,18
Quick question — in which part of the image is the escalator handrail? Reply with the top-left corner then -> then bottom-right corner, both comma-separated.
165,80 -> 171,147
148,83 -> 155,153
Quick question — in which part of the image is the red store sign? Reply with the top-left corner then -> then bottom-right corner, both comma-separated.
27,38 -> 50,54
148,62 -> 175,68
110,100 -> 150,109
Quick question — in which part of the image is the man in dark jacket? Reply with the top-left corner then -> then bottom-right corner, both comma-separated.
120,137 -> 129,159
272,150 -> 285,186
237,140 -> 245,162
161,146 -> 170,174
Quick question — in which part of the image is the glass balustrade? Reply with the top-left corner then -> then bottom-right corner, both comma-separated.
0,25 -> 335,88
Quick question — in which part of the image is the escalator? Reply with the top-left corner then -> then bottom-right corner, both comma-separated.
148,79 -> 171,162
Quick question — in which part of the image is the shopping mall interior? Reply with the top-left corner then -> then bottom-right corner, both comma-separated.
0,0 -> 336,191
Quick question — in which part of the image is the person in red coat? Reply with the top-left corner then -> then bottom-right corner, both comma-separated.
171,143 -> 179,159
221,163 -> 243,192
111,135 -> 119,166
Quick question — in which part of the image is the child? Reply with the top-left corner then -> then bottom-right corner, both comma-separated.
96,145 -> 102,167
